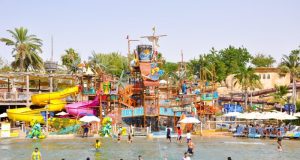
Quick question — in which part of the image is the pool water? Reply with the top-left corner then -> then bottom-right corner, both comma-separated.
0,136 -> 299,160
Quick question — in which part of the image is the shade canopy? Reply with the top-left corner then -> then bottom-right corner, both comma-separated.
79,115 -> 100,123
159,80 -> 167,84
222,112 -> 241,117
236,112 -> 260,119
0,112 -> 7,118
236,112 -> 297,120
179,117 -> 200,124
56,111 -> 69,116
293,112 -> 300,117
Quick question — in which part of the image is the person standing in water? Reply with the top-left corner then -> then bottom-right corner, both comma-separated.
128,132 -> 133,143
186,130 -> 191,143
166,126 -> 171,143
117,133 -> 121,143
182,152 -> 191,160
31,147 -> 42,160
95,139 -> 101,150
187,139 -> 195,155
177,127 -> 182,143
277,128 -> 283,151
138,155 -> 143,160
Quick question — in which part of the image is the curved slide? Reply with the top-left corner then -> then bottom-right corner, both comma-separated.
7,86 -> 79,123
65,95 -> 99,117
219,83 -> 300,104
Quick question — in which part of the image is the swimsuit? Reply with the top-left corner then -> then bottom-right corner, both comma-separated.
95,142 -> 101,149
32,151 -> 41,160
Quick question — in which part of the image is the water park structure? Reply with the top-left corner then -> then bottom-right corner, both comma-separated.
0,29 -> 300,139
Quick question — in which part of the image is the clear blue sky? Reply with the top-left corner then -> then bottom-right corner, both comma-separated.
0,0 -> 300,64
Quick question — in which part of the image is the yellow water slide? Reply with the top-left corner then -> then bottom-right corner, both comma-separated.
7,86 -> 79,123
31,86 -> 79,111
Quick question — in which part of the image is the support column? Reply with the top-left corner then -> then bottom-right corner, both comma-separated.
143,91 -> 146,128
49,73 -> 53,93
38,79 -> 41,92
99,75 -> 103,120
7,78 -> 10,92
26,75 -> 29,106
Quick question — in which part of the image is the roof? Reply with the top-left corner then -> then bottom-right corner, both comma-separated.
254,67 -> 281,73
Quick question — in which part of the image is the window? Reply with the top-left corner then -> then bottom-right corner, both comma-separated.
263,74 -> 266,79
267,74 -> 270,79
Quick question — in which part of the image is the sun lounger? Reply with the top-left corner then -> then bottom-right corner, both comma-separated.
233,126 -> 245,137
293,132 -> 300,138
258,128 -> 265,138
248,127 -> 261,138
269,128 -> 278,139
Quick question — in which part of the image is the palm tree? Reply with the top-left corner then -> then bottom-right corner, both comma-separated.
88,51 -> 109,75
168,70 -> 186,94
61,48 -> 81,73
280,49 -> 300,107
116,70 -> 128,89
0,27 -> 43,71
272,85 -> 289,111
234,66 -> 260,111
248,73 -> 262,108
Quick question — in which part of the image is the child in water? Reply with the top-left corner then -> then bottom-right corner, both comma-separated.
128,133 -> 132,143
94,139 -> 101,150
31,147 -> 42,160
117,133 -> 121,143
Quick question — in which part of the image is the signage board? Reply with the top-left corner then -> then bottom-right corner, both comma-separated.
0,123 -> 10,138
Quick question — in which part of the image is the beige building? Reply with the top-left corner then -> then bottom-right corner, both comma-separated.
218,67 -> 291,95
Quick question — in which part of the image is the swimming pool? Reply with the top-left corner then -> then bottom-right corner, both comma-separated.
0,136 -> 299,160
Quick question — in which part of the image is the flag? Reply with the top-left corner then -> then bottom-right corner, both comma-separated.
126,35 -> 129,39
152,26 -> 156,32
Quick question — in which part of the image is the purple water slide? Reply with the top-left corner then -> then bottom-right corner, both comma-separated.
65,96 -> 99,117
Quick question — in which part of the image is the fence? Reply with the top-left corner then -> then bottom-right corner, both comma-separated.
203,120 -> 248,130
0,92 -> 36,102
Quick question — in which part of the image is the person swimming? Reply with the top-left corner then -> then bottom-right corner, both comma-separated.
95,139 -> 101,150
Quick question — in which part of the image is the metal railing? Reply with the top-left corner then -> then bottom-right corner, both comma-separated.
0,92 -> 36,102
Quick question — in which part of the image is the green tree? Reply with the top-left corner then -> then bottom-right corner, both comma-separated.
188,48 -> 226,83
0,57 -> 12,73
234,66 -> 260,111
61,48 -> 81,73
161,62 -> 178,77
251,54 -> 276,67
0,57 -> 5,68
88,52 -> 128,77
0,27 -> 43,71
272,85 -> 289,111
219,46 -> 252,75
168,70 -> 186,94
279,48 -> 300,107
248,72 -> 262,107
116,70 -> 128,89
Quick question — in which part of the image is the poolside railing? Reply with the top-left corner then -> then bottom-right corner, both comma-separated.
0,92 -> 36,102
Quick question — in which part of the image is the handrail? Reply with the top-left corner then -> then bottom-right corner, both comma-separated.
0,92 -> 38,102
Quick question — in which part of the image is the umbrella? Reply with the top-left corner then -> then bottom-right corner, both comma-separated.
255,112 -> 271,120
236,112 -> 262,120
222,112 -> 241,117
293,112 -> 300,117
159,80 -> 167,84
179,117 -> 200,124
0,112 -> 8,118
274,113 -> 297,120
79,115 -> 100,123
56,111 -> 69,116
